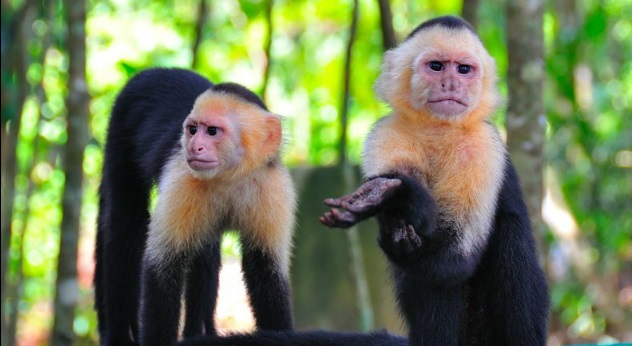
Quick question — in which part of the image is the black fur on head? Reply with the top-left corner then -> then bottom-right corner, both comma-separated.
406,15 -> 476,41
210,83 -> 268,111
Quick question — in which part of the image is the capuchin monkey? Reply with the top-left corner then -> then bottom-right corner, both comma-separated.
94,68 -> 296,346
320,15 -> 550,345
176,15 -> 548,346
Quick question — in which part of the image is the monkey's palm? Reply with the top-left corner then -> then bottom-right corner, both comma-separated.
319,177 -> 402,228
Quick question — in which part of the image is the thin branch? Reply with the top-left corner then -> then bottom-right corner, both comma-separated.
376,0 -> 396,51
339,0 -> 374,332
339,0 -> 359,166
191,0 -> 209,69
261,0 -> 274,104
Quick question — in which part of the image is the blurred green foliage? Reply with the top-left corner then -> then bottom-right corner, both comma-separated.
3,0 -> 631,344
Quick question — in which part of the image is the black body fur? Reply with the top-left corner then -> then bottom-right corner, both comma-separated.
95,68 -> 214,346
176,330 -> 407,346
376,160 -> 549,345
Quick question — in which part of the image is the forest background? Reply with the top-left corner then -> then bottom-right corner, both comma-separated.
1,0 -> 631,345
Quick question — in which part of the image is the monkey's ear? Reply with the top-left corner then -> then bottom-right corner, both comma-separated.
374,50 -> 397,102
263,116 -> 282,154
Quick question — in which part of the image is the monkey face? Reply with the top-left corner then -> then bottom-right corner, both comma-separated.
182,97 -> 242,179
375,25 -> 498,124
414,52 -> 482,118
181,91 -> 282,180
184,117 -> 236,171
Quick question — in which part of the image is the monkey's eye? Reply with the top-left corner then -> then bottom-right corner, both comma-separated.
207,127 -> 220,136
429,61 -> 444,71
188,126 -> 197,135
457,65 -> 472,74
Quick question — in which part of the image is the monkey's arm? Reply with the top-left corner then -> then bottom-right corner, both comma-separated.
478,160 -> 549,344
375,173 -> 485,286
321,173 -> 484,286
319,177 -> 402,228
319,174 -> 436,261
320,173 -> 436,234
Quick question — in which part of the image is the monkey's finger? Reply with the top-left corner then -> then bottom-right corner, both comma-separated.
319,212 -> 338,227
406,224 -> 422,249
330,208 -> 359,227
340,199 -> 374,214
323,197 -> 344,207
391,227 -> 409,257
319,209 -> 358,228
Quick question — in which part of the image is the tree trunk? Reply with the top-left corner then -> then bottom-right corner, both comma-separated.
461,0 -> 479,29
376,0 -> 396,51
1,3 -> 35,344
505,0 -> 544,236
51,0 -> 89,344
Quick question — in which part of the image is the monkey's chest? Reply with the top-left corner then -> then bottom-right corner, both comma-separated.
423,143 -> 501,221
158,176 -> 262,235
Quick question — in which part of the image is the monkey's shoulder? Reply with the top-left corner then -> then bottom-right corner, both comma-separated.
363,116 -> 505,180
362,115 -> 429,177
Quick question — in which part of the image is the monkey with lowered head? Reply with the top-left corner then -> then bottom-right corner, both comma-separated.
94,68 -> 296,346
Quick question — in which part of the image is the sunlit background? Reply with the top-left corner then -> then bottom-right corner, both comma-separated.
1,0 -> 631,345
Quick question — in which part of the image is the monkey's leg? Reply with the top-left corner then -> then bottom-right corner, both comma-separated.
183,240 -> 222,337
97,180 -> 149,345
394,270 -> 466,346
140,252 -> 189,346
240,243 -> 293,331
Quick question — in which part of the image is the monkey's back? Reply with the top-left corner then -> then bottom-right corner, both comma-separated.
104,68 -> 213,185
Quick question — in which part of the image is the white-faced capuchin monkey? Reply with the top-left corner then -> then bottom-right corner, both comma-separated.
176,15 -> 549,346
321,15 -> 550,345
94,68 -> 296,346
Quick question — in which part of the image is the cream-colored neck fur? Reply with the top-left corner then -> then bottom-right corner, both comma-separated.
362,114 -> 506,255
145,149 -> 296,277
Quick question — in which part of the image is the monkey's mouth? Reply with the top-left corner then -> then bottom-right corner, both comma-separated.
428,98 -> 467,115
187,159 -> 221,171
428,98 -> 467,106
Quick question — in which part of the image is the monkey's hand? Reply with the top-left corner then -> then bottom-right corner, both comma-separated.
319,177 -> 402,228
378,217 -> 422,258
